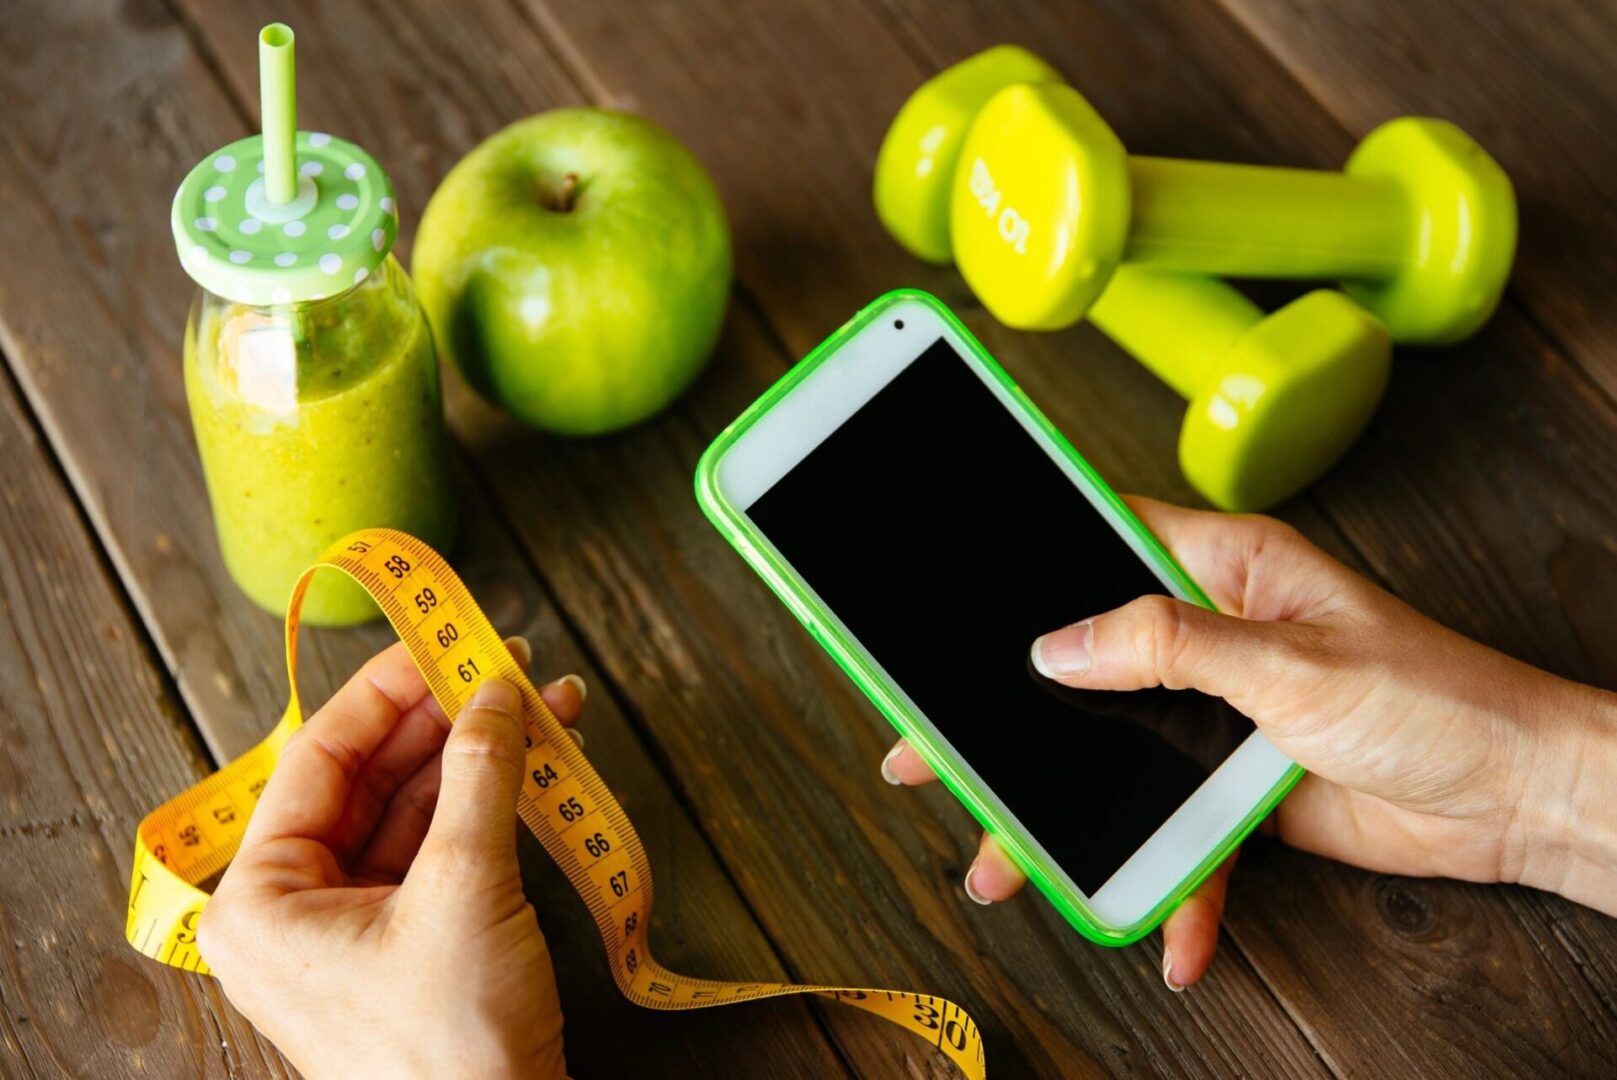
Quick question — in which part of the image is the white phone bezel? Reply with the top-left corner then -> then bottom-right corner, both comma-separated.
711,294 -> 1292,929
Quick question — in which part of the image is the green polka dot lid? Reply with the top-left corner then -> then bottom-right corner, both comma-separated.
172,23 -> 398,306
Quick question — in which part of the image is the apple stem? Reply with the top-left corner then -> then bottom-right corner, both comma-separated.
544,172 -> 580,213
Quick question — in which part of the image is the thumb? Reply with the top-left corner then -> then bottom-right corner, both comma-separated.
407,677 -> 528,897
1031,594 -> 1302,704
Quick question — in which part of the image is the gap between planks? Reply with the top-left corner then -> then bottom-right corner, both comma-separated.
0,346 -> 220,775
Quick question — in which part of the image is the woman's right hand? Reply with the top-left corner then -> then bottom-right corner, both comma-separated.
882,497 -> 1617,988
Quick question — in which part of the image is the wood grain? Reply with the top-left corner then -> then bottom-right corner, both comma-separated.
0,363 -> 292,1077
1228,843 -> 1617,1076
867,1 -> 1617,1072
0,0 -> 844,1073
4,0 -> 1616,1075
162,0 -> 1346,1073
513,0 -> 1617,1073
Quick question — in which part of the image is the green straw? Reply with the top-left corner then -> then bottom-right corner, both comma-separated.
259,23 -> 297,205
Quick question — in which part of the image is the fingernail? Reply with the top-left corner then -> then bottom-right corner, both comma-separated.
1031,620 -> 1092,678
470,677 -> 520,717
561,673 -> 588,703
1162,947 -> 1183,992
880,742 -> 906,785
568,728 -> 587,751
506,636 -> 533,668
963,862 -> 992,906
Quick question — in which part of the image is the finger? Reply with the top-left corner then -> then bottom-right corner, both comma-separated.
540,673 -> 588,730
502,636 -> 587,730
1160,851 -> 1237,991
1268,776 -> 1433,875
506,634 -> 534,673
1029,594 -> 1303,702
1123,495 -> 1353,622
506,637 -> 589,729
963,832 -> 1027,904
879,739 -> 937,786
324,637 -> 537,858
348,754 -> 444,884
243,641 -> 435,847
350,672 -> 584,882
1120,496 -> 1282,613
323,700 -> 451,861
405,678 -> 527,896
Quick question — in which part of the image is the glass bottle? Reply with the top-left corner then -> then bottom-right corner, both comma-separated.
182,257 -> 453,624
172,23 -> 454,624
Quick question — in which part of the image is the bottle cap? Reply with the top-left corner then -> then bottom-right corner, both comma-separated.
171,24 -> 398,306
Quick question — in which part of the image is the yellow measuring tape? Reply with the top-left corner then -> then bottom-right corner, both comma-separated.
126,528 -> 985,1077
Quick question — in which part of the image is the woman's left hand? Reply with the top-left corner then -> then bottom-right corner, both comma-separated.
198,636 -> 584,1080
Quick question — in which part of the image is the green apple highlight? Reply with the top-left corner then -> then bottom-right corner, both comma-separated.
414,109 -> 731,434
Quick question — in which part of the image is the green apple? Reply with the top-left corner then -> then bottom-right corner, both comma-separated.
413,109 -> 731,434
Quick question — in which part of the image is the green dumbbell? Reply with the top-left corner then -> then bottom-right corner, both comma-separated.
951,79 -> 1516,344
874,46 -> 1390,511
1088,267 -> 1387,511
875,45 -> 1064,264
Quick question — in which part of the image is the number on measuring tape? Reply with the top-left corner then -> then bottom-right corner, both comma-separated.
125,528 -> 987,1079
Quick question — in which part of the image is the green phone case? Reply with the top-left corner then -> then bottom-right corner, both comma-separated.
694,288 -> 1303,945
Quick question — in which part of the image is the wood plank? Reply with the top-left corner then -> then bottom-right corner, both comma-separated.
0,363 -> 291,1078
149,0 -> 1617,1074
864,0 -> 1617,1072
169,0 -> 1339,1072
1212,0 -> 1617,405
1227,843 -> 1617,1076
464,316 -> 1333,1077
0,1 -> 844,1073
514,0 -> 1617,1073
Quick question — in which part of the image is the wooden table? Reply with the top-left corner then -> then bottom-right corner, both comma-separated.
4,1 -> 1616,1075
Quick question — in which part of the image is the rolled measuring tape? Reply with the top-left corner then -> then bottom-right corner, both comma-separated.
126,528 -> 986,1078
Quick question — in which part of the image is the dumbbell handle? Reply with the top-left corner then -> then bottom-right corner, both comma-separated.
1087,265 -> 1261,401
1127,158 -> 1406,280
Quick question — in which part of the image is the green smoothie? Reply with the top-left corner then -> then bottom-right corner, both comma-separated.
173,24 -> 455,623
184,257 -> 455,625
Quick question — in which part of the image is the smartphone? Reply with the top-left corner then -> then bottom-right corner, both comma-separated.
695,289 -> 1301,944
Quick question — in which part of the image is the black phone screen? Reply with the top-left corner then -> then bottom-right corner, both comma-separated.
745,336 -> 1253,894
